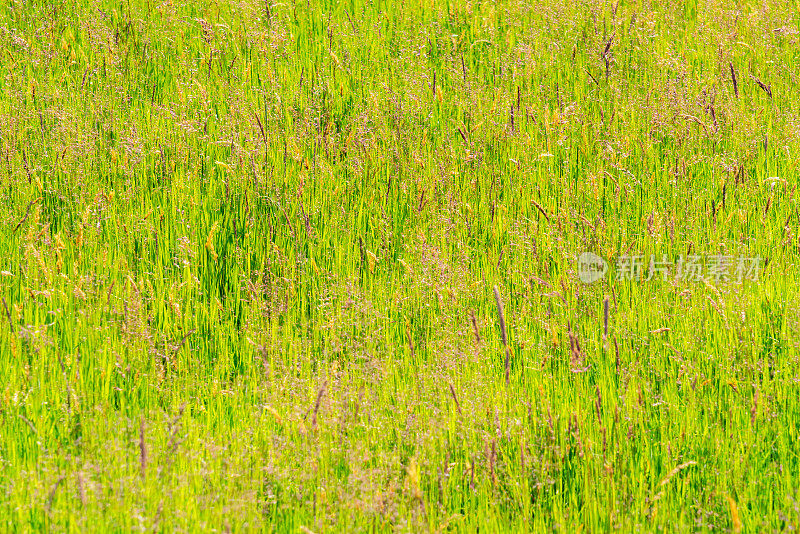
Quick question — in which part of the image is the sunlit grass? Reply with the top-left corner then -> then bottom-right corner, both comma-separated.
1,0 -> 799,531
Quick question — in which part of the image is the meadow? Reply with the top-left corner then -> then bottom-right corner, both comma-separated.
1,0 -> 799,531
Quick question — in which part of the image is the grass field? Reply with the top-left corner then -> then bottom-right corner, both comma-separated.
1,0 -> 800,531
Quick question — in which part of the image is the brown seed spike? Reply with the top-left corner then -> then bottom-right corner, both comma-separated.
449,383 -> 462,416
750,74 -> 772,98
493,286 -> 507,348
312,382 -> 327,429
729,63 -> 739,98
139,417 -> 147,479
493,286 -> 512,386
470,310 -> 481,344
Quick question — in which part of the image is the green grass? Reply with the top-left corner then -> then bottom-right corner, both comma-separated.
1,0 -> 800,531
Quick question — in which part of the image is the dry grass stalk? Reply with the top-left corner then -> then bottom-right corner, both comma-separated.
750,74 -> 772,98
170,328 -> 195,367
45,476 -> 66,513
493,286 -> 511,386
650,461 -> 697,505
312,381 -> 327,429
729,63 -> 739,98
764,192 -> 774,216
159,403 -> 187,479
585,67 -> 600,86
531,198 -> 550,222
489,438 -> 497,488
569,413 -> 584,458
726,495 -> 743,532
595,385 -> 603,424
76,472 -> 86,507
448,383 -> 462,416
469,309 -> 481,344
18,414 -> 38,437
568,322 -> 589,372
2,296 -> 13,334
457,126 -> 468,145
493,286 -> 507,347
469,458 -> 475,490
139,416 -> 147,479
13,197 -> 39,233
